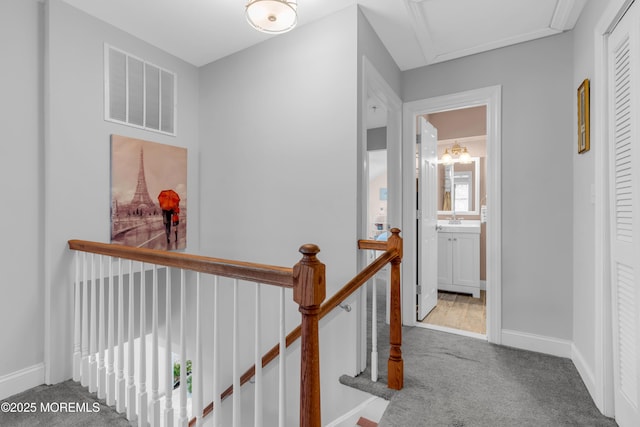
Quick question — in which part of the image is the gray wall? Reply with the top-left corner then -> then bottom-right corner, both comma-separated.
198,6 -> 367,424
44,0 -> 200,382
0,0 -> 45,386
571,0 -> 611,404
367,127 -> 387,151
403,33 -> 575,340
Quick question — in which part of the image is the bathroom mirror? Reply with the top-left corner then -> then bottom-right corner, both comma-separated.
437,157 -> 480,215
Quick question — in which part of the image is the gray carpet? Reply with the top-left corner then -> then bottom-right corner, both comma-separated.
0,380 -> 133,427
341,280 -> 618,427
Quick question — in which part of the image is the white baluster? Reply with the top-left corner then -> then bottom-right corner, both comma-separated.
178,269 -> 188,427
98,255 -> 106,399
117,258 -> 126,413
127,260 -> 137,421
212,276 -> 220,427
138,262 -> 148,427
89,254 -> 97,393
73,252 -> 81,382
107,256 -> 116,406
278,287 -> 286,427
150,265 -> 160,426
194,272 -> 203,427
164,267 -> 174,427
254,283 -> 263,427
233,279 -> 240,427
81,253 -> 89,387
371,279 -> 378,382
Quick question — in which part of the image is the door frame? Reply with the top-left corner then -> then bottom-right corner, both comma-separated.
402,86 -> 502,344
592,0 -> 635,417
357,56 -> 403,373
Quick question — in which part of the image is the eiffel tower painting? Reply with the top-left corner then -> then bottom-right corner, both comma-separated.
110,135 -> 187,250
129,148 -> 157,213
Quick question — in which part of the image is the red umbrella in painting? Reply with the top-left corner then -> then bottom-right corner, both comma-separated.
158,189 -> 180,211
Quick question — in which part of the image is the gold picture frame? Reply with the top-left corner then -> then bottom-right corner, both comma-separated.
578,78 -> 590,154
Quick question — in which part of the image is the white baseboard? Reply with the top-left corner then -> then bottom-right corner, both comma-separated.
0,363 -> 45,401
501,329 -> 572,358
571,344 -> 598,406
325,396 -> 379,427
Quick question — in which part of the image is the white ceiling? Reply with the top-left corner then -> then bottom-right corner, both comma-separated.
61,0 -> 587,71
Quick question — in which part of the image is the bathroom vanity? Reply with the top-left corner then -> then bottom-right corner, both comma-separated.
437,221 -> 481,298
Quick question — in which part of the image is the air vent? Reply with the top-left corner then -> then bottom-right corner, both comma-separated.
104,45 -> 177,136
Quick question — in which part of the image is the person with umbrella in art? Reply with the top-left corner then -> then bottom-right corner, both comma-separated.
158,189 -> 180,244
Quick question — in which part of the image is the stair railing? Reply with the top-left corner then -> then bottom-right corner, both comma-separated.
68,239 -> 324,427
199,227 -> 405,418
68,227 -> 403,427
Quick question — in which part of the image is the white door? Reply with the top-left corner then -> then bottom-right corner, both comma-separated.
608,4 -> 640,426
417,118 -> 438,320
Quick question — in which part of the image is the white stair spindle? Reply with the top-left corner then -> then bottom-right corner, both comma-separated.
371,279 -> 378,382
278,287 -> 286,427
89,254 -> 97,393
81,253 -> 89,387
178,269 -> 188,427
107,256 -> 116,406
73,252 -> 81,382
98,255 -> 106,399
117,258 -> 126,413
254,283 -> 263,427
212,276 -> 220,427
150,265 -> 160,426
138,262 -> 148,427
233,279 -> 240,427
164,267 -> 174,427
194,273 -> 203,426
127,260 -> 137,421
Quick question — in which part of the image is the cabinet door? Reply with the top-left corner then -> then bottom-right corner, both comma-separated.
452,233 -> 479,287
437,233 -> 453,284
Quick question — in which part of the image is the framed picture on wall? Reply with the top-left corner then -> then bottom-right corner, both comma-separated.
577,78 -> 590,154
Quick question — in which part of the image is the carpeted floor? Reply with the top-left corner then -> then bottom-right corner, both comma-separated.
342,279 -> 618,427
0,380 -> 133,427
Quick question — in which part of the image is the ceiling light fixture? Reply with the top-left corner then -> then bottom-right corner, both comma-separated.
441,142 -> 471,165
246,0 -> 297,34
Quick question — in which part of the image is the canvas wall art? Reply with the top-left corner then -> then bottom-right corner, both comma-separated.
111,135 -> 187,250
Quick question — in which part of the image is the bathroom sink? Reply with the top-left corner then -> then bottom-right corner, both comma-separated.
437,220 -> 481,233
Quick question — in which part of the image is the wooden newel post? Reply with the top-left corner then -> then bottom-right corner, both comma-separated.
387,228 -> 404,390
293,244 -> 326,427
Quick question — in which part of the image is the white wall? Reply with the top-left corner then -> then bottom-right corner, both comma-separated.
44,0 -> 200,383
0,0 -> 45,396
402,33 -> 575,341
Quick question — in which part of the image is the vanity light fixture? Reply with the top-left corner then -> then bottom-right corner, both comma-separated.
441,142 -> 471,164
246,0 -> 297,34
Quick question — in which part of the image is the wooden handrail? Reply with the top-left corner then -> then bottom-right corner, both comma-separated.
68,239 -> 294,288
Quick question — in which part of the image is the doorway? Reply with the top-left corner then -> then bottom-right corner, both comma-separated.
418,107 -> 488,338
402,86 -> 502,344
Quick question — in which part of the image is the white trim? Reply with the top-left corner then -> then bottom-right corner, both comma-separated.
402,85 -> 502,345
572,343 -> 598,403
0,364 -> 45,401
324,396 -> 382,427
591,0 -> 635,417
501,329 -> 572,358
416,322 -> 486,341
358,56 -> 403,374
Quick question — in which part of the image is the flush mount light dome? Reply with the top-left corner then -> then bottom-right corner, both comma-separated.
246,0 -> 297,34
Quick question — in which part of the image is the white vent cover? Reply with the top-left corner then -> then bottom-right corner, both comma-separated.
105,45 -> 176,136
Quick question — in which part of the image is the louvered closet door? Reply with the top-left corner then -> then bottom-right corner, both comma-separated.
608,4 -> 640,426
